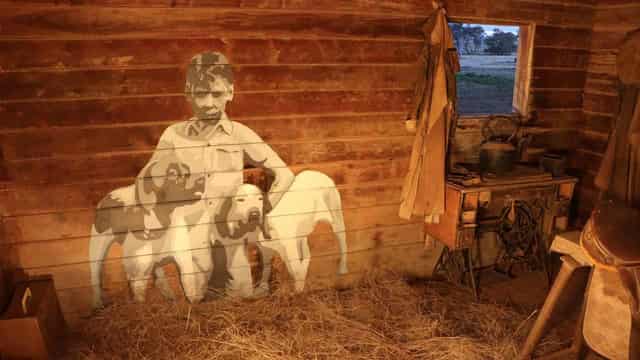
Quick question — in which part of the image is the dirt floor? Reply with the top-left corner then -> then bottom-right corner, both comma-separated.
457,55 -> 516,115
59,269 -> 587,360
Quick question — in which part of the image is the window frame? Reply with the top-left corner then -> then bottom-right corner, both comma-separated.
448,20 -> 536,120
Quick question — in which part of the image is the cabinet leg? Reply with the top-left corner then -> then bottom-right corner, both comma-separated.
465,248 -> 479,301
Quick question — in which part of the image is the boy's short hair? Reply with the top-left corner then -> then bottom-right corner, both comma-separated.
185,52 -> 234,95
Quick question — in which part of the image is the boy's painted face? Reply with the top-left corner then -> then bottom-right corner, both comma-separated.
190,76 -> 234,121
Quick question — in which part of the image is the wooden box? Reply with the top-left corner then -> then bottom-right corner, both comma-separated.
0,277 -> 66,360
0,269 -> 9,314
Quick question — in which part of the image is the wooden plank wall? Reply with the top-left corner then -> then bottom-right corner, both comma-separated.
0,0 -> 594,323
573,0 -> 639,222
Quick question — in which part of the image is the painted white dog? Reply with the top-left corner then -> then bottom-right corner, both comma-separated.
226,170 -> 348,294
89,155 -> 211,309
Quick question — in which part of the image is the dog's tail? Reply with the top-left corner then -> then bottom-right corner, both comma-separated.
89,226 -> 117,309
326,186 -> 348,275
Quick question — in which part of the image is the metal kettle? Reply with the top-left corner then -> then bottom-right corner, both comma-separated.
479,115 -> 519,176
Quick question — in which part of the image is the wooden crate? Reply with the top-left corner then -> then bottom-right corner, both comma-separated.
0,276 -> 66,360
0,269 -> 9,315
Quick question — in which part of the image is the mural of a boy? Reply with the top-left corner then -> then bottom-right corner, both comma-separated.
90,51 -> 348,307
136,52 -> 294,297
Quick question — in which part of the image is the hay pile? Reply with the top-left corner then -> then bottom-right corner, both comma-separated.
65,274 -> 565,359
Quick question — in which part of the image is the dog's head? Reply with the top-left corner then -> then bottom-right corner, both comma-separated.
135,155 -> 205,212
215,183 -> 265,239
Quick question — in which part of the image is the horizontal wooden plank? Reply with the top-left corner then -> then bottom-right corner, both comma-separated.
594,4 -> 640,28
0,64 -> 415,101
42,235 -> 430,292
0,7 -> 422,40
0,0 -> 594,27
0,38 -> 421,71
585,71 -> 617,83
589,30 -> 627,51
4,193 -> 410,244
587,51 -> 618,76
446,0 -> 593,28
582,111 -> 614,133
583,92 -> 619,115
46,241 -> 432,309
0,114 -> 407,160
531,69 -> 586,89
535,109 -> 584,129
534,26 -> 592,49
0,0 -> 284,9
3,136 -> 412,184
584,77 -> 618,94
1,158 -> 410,216
570,149 -> 603,175
0,0 -> 432,16
596,0 -> 640,7
283,0 -> 432,14
528,128 -> 578,151
530,89 -> 583,109
532,48 -> 589,69
578,130 -> 608,155
0,90 -> 413,130
12,220 -> 421,271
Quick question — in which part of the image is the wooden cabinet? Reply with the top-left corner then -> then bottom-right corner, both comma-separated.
426,176 -> 577,251
426,176 -> 578,298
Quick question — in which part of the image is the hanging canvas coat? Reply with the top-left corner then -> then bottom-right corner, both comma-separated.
399,7 -> 459,223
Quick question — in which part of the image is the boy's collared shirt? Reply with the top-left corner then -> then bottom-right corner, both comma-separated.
147,112 -> 292,213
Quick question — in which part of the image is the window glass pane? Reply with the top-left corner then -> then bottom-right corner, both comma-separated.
449,23 -> 520,115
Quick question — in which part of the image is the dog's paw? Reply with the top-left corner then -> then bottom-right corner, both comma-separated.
252,283 -> 270,298
337,261 -> 349,275
158,286 -> 177,301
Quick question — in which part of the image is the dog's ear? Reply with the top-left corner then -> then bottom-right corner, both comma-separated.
149,157 -> 171,188
214,195 -> 233,239
136,159 -> 167,210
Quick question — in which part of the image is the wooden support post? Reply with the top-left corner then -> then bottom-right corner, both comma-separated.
519,256 -> 585,360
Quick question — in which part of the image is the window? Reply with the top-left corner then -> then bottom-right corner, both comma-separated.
449,22 -> 535,117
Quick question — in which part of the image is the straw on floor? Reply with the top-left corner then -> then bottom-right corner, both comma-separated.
65,273 -> 567,360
